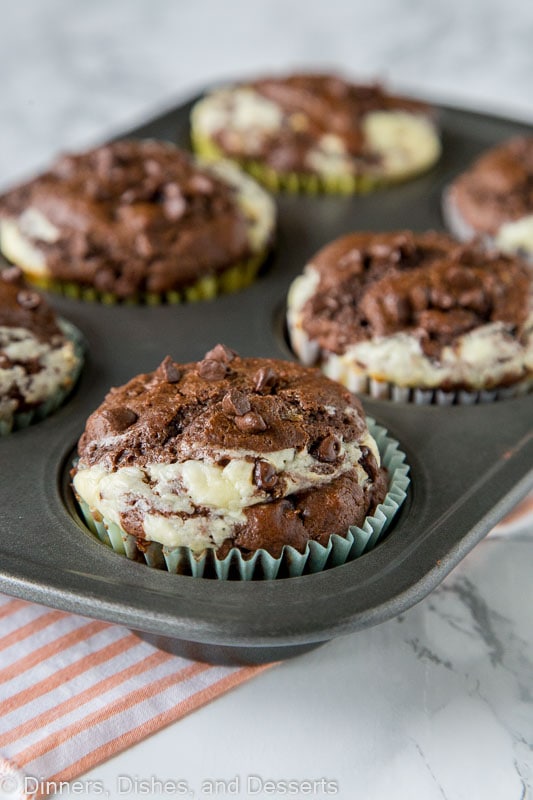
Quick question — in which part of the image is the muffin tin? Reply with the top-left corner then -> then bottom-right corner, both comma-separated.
0,94 -> 532,665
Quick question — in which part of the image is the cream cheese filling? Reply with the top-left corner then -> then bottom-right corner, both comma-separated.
73,432 -> 379,552
193,88 -> 440,180
192,87 -> 284,141
287,266 -> 533,390
204,159 -> 276,253
360,111 -> 441,178
0,326 -> 79,423
0,216 -> 51,277
495,214 -> 533,257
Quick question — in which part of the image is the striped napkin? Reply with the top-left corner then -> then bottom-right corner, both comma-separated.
0,494 -> 531,800
0,595 -> 270,800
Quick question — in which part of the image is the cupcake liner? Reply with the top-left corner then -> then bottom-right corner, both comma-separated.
322,357 -> 533,406
191,130 -> 428,195
24,252 -> 265,305
0,318 -> 85,436
291,329 -> 533,406
74,420 -> 410,581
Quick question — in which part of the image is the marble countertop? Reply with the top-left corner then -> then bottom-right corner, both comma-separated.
0,1 -> 532,798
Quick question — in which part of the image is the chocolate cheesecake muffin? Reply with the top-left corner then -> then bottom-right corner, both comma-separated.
443,137 -> 533,260
191,73 -> 441,193
72,347 -> 408,579
0,140 -> 276,302
0,266 -> 83,434
287,231 -> 533,402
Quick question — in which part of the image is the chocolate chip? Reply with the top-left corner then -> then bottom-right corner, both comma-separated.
0,354 -> 11,368
145,158 -> 163,177
52,155 -> 77,178
1,266 -> 23,284
158,356 -> 181,383
103,407 -> 138,432
254,460 -> 278,491
120,188 -> 138,205
94,146 -> 114,175
222,389 -> 251,416
17,290 -> 41,310
204,344 -> 237,363
409,284 -> 429,312
188,174 -> 214,194
164,194 -> 187,221
71,234 -> 90,260
315,434 -> 342,463
392,233 -> 418,260
359,445 -> 378,481
368,243 -> 392,260
234,412 -> 267,433
254,366 -> 277,393
338,249 -> 363,270
198,359 -> 227,381
135,233 -> 153,258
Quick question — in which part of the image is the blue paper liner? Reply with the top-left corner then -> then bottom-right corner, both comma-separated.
75,420 -> 410,581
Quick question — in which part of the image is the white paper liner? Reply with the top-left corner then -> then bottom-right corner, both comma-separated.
326,367 -> 533,406
75,420 -> 410,581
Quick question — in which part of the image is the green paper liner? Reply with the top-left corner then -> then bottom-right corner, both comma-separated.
191,130 -> 430,195
74,420 -> 410,581
0,318 -> 85,436
24,252 -> 265,305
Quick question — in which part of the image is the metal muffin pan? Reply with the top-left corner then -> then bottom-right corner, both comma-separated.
0,95 -> 532,665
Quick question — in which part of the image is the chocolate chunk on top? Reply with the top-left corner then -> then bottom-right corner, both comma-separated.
222,389 -> 251,416
157,356 -> 181,384
197,358 -> 228,381
77,353 -> 369,470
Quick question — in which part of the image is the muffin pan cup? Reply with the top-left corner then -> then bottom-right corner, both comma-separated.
25,251 -> 266,305
191,128 -> 431,195
73,420 -> 410,580
0,95 -> 532,665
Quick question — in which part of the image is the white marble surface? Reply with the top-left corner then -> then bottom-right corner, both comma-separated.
1,0 -> 533,188
0,1 -> 532,798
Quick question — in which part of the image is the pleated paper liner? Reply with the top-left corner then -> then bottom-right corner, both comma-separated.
24,252 -> 265,305
288,324 -> 533,406
73,420 -> 410,581
191,130 -> 433,195
0,319 -> 85,436
321,359 -> 533,406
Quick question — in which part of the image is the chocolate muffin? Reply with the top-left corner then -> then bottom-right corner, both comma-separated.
191,72 -> 441,193
0,140 -> 276,302
443,137 -> 533,260
287,231 -> 533,402
71,347 -> 404,579
0,266 -> 83,434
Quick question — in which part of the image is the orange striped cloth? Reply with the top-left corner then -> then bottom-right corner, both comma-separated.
0,596 -> 271,800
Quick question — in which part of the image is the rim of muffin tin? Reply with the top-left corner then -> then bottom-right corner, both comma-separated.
64,418 -> 411,582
